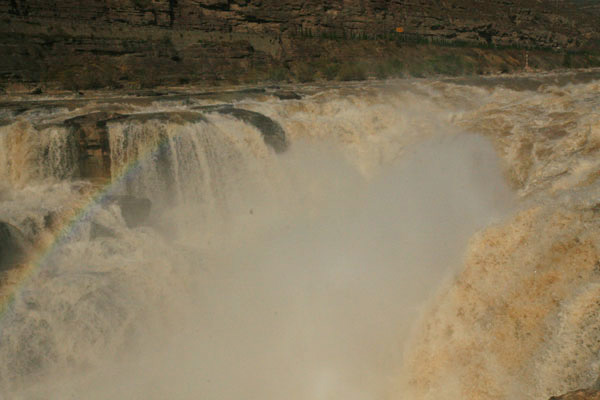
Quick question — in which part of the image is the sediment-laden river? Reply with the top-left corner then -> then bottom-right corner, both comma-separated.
1,71 -> 599,399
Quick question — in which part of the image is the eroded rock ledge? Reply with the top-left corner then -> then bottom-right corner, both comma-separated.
2,104 -> 287,181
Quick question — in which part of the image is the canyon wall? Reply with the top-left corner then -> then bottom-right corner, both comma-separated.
1,0 -> 599,87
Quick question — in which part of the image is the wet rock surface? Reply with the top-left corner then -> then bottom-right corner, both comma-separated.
0,222 -> 29,272
63,112 -> 122,179
273,91 -> 301,100
195,104 -> 287,152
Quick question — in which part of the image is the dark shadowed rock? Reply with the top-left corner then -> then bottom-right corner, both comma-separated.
273,91 -> 301,100
129,90 -> 168,97
43,211 -> 59,231
222,108 -> 287,152
195,104 -> 287,152
90,222 -> 117,239
236,88 -> 266,95
62,111 -> 123,179
0,222 -> 29,272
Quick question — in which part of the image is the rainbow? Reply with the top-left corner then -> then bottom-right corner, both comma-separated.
0,128 -> 175,320
0,107 -> 280,319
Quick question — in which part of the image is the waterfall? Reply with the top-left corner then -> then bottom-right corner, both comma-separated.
0,122 -> 79,185
1,73 -> 600,399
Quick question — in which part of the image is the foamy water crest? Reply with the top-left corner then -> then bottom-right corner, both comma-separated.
0,73 -> 599,399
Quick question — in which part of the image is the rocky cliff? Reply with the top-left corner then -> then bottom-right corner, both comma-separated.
1,0 -> 599,88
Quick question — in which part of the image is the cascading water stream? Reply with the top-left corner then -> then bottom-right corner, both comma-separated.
0,73 -> 599,399
0,122 -> 79,185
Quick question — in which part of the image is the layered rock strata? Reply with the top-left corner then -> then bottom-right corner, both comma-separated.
1,0 -> 598,87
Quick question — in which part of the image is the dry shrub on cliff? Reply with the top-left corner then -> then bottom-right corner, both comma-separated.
337,62 -> 367,81
428,54 -> 475,76
47,57 -> 121,90
563,52 -> 573,68
374,58 -> 405,79
405,54 -> 475,78
317,61 -> 341,81
585,53 -> 600,67
267,67 -> 289,83
240,68 -> 265,84
295,64 -> 316,83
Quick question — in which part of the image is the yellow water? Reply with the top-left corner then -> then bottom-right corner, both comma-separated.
0,72 -> 599,399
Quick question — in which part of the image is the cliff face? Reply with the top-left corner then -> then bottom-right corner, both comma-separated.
3,0 -> 595,42
1,0 -> 599,88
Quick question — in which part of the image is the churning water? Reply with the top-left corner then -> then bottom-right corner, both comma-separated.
0,72 -> 599,399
